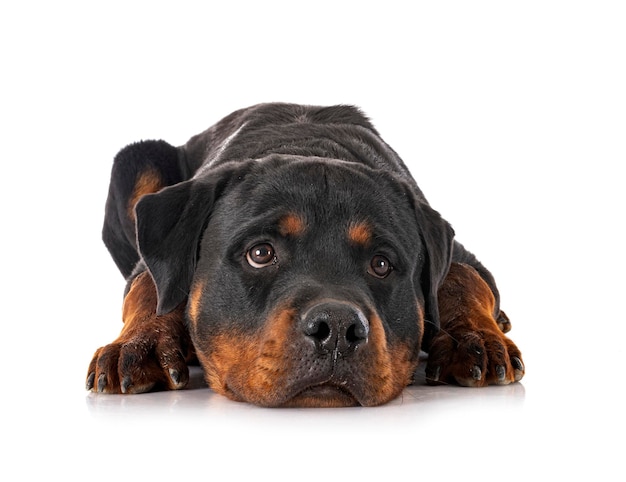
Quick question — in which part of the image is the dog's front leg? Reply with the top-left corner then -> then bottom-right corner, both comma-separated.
425,263 -> 525,386
86,271 -> 195,394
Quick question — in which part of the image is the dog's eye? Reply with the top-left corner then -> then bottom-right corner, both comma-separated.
246,243 -> 277,268
369,255 -> 393,278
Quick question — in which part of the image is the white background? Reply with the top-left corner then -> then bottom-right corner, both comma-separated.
1,1 -> 624,480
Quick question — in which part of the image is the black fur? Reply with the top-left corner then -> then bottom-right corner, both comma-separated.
103,102 -> 499,350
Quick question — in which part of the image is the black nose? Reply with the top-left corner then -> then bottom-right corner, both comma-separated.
302,302 -> 369,355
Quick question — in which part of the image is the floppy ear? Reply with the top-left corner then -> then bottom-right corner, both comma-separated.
413,200 -> 455,345
135,163 -> 249,315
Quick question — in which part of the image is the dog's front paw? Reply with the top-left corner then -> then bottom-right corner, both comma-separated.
86,317 -> 193,394
425,323 -> 524,387
425,263 -> 525,387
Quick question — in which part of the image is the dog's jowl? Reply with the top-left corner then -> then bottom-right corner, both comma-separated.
87,103 -> 524,407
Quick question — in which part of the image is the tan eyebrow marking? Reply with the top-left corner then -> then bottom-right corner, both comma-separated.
278,213 -> 307,237
348,221 -> 372,247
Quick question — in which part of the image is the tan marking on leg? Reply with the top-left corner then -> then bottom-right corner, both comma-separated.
122,271 -> 158,330
128,169 -> 163,221
430,262 -> 524,386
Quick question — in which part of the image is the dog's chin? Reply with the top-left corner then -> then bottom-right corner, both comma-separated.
279,384 -> 360,408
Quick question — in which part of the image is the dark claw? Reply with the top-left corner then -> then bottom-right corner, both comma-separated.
86,372 -> 95,390
169,368 -> 181,385
426,365 -> 441,383
496,365 -> 506,381
121,376 -> 132,394
512,357 -> 525,381
472,365 -> 482,380
97,373 -> 107,393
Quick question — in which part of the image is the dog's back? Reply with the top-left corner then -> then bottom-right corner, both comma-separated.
183,103 -> 417,191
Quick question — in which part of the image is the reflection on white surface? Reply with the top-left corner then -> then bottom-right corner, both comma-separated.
77,365 -> 531,481
75,349 -> 619,482
84,365 -> 527,420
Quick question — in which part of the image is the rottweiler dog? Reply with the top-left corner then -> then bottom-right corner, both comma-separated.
87,103 -> 524,407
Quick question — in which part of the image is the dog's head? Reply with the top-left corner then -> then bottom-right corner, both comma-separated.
135,155 -> 453,407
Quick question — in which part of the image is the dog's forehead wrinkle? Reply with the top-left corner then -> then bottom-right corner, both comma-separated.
237,181 -> 373,228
